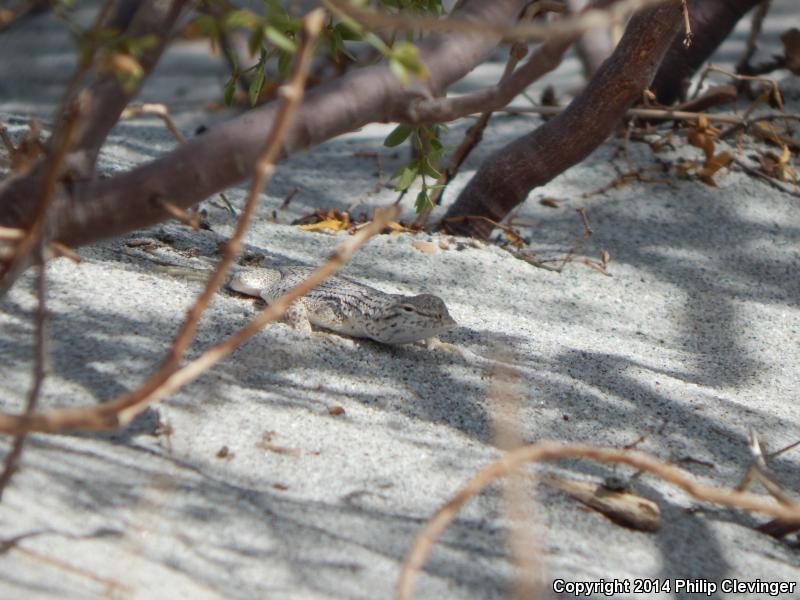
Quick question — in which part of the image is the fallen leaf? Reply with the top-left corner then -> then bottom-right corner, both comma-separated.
299,218 -> 350,233
412,241 -> 437,254
540,197 -> 561,208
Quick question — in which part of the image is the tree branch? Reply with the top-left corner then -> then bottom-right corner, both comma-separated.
0,0 -> 527,256
651,0 -> 763,105
440,2 -> 683,238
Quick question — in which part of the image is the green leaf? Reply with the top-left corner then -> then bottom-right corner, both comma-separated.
223,9 -> 257,30
393,163 -> 418,191
248,27 -> 264,57
248,67 -> 265,106
414,189 -> 434,213
194,15 -> 218,40
277,50 -> 292,78
264,26 -> 297,53
421,157 -> 441,180
335,21 -> 362,42
224,76 -> 237,106
383,125 -> 414,147
389,58 -> 409,86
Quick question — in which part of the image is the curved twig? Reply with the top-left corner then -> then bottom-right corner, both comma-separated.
396,440 -> 800,600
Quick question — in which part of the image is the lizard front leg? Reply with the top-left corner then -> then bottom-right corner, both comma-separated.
282,299 -> 313,334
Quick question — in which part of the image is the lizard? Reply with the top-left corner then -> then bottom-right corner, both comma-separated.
229,265 -> 457,345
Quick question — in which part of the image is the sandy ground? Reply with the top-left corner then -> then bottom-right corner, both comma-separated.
1,2 -> 799,599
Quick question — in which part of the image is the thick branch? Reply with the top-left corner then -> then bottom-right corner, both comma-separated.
66,0 -> 189,177
651,0 -> 763,105
0,0 -> 526,251
441,2 -> 683,238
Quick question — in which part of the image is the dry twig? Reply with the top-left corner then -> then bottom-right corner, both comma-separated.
396,440 -> 800,600
326,0 -> 673,42
0,247 -> 47,499
0,8 -> 327,434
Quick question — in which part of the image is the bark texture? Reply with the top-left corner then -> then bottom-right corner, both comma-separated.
0,0 -> 526,249
651,0 -> 763,104
441,2 -> 683,238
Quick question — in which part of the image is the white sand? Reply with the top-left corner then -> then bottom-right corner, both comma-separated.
1,2 -> 799,598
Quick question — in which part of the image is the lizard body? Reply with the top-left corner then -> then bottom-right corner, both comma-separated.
229,266 -> 456,344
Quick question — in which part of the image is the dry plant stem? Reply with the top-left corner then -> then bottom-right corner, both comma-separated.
327,0 -> 672,42
415,0 -> 608,227
66,0 -> 189,176
487,356 -> 545,600
443,2 -> 682,238
0,98 -> 83,296
0,0 -> 184,290
651,0 -> 763,104
0,9 -> 326,435
0,0 -> 526,254
505,104 -> 800,127
736,0 -> 771,74
0,205 -> 398,434
120,103 -> 187,143
395,441 -> 800,600
153,9 -> 324,385
0,251 -> 47,500
732,157 -> 800,198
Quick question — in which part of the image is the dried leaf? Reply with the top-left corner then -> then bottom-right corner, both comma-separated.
412,241 -> 437,254
299,218 -> 349,233
385,221 -> 415,233
697,151 -> 732,184
539,197 -> 560,208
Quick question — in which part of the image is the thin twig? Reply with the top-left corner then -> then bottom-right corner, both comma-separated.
735,0 -> 772,76
396,441 -> 800,600
0,246 -> 47,500
120,103 -> 187,143
0,8 -> 328,434
732,157 -> 800,198
0,93 -> 85,296
503,104 -> 800,126
0,205 -> 398,433
326,0 -> 672,42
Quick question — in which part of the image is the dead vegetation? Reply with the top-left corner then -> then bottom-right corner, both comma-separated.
0,0 -> 799,596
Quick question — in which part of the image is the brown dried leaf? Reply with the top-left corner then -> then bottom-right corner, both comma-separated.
539,197 -> 560,208
385,221 -> 415,233
299,218 -> 349,233
412,241 -> 437,254
697,151 -> 733,185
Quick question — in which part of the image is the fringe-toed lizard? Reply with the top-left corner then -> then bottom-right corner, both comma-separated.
229,266 -> 457,344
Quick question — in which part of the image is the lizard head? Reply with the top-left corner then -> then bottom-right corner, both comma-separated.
368,294 -> 457,344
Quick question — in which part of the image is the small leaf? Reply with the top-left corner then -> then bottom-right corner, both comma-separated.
421,157 -> 441,180
224,77 -> 237,106
248,67 -> 265,106
389,58 -> 409,86
394,164 -> 418,191
414,189 -> 434,213
299,218 -> 349,233
384,124 -> 414,147
264,26 -> 297,53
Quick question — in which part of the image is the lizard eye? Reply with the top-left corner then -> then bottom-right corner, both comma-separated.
401,305 -> 415,312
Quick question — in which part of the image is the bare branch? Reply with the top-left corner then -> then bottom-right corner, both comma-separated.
442,2 -> 683,238
0,247 -> 47,499
396,441 -> 800,600
0,0 -> 527,255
